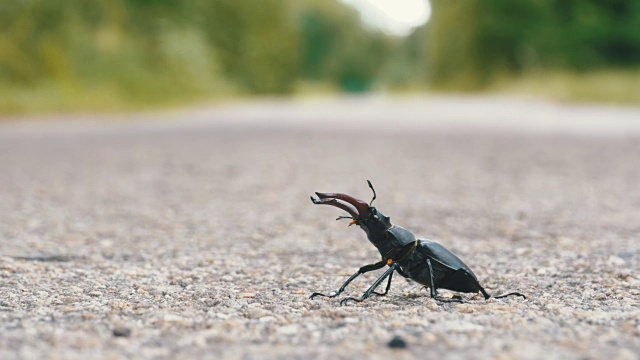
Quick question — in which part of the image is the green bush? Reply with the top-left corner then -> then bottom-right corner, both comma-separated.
426,0 -> 640,91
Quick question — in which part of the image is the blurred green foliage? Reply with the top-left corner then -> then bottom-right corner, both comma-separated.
299,1 -> 393,92
426,0 -> 640,91
1,0 -> 639,114
0,0 -> 396,114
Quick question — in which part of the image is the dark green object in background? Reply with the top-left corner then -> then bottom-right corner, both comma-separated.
426,0 -> 640,88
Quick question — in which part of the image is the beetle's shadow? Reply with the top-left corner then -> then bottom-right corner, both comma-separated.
397,288 -> 487,306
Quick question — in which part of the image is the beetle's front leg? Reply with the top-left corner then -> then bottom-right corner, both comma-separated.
310,260 -> 387,300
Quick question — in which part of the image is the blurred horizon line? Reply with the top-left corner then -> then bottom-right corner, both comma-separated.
2,94 -> 639,137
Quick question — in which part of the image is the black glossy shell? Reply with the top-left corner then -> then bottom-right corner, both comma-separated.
419,239 -> 477,277
387,226 -> 416,247
398,239 -> 483,294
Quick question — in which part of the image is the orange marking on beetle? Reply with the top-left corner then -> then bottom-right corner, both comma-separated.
387,259 -> 393,265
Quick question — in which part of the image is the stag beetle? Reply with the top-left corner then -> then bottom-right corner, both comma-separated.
309,181 -> 525,305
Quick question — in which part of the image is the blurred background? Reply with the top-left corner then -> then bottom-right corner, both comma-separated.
1,0 -> 639,116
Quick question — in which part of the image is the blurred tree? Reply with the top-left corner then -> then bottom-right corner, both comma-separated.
426,0 -> 640,89
425,0 -> 486,89
200,0 -> 300,94
385,26 -> 429,87
297,0 -> 391,92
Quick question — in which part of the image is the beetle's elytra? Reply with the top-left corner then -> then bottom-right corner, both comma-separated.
310,181 -> 526,305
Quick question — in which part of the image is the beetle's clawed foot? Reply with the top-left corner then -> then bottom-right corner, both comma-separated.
339,297 -> 362,306
310,290 -> 366,305
493,291 -> 527,300
433,296 -> 464,303
310,293 -> 372,305
309,292 -> 339,300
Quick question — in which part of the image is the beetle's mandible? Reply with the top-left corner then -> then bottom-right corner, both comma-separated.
309,181 -> 526,305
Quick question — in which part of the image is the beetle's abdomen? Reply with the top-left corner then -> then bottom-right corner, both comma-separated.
417,239 -> 479,280
401,260 -> 445,288
399,239 -> 482,293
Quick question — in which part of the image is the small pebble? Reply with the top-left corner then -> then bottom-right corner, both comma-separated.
388,335 -> 407,349
113,327 -> 132,338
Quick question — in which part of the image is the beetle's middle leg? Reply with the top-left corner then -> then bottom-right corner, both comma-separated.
310,260 -> 387,300
340,263 -> 399,305
425,259 -> 464,303
371,271 -> 394,297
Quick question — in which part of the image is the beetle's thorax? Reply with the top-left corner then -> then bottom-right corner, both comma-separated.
364,228 -> 389,248
357,208 -> 417,260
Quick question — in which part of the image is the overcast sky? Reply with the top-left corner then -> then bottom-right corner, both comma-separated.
340,0 -> 431,36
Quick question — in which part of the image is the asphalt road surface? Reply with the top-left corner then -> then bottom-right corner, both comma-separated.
1,96 -> 639,359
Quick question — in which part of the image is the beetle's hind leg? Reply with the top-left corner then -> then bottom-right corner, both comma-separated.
441,267 -> 526,300
448,271 -> 526,300
310,260 -> 387,300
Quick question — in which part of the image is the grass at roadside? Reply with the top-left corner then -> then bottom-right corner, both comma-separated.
489,69 -> 640,105
0,78 -> 235,117
1,69 -> 639,118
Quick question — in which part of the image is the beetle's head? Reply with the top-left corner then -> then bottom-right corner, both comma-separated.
310,181 -> 392,238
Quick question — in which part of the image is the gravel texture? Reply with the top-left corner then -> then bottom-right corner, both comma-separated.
1,96 -> 639,359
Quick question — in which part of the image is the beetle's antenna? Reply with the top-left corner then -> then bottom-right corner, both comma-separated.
336,216 -> 354,221
367,180 -> 376,206
336,215 -> 357,227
